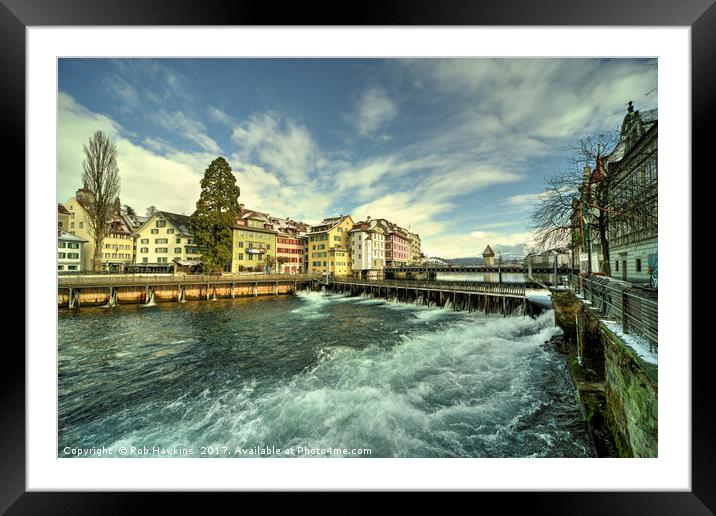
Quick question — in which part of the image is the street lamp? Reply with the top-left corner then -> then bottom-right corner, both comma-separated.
497,252 -> 503,284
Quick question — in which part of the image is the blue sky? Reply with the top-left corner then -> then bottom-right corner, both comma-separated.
58,58 -> 657,258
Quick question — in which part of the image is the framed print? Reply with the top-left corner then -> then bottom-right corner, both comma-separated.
4,0 -> 712,511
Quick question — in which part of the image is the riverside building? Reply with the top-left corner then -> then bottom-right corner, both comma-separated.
307,215 -> 354,277
232,205 -> 278,273
605,102 -> 658,284
349,217 -> 386,280
64,185 -> 134,272
271,216 -> 309,274
133,211 -> 200,272
408,232 -> 422,264
375,219 -> 410,267
57,229 -> 87,272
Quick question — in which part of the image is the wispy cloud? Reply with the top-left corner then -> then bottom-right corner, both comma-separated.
154,110 -> 221,154
354,86 -> 398,139
231,112 -> 315,185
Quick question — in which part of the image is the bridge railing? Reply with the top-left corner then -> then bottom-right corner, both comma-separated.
325,277 -> 526,296
566,273 -> 657,346
58,273 -> 319,287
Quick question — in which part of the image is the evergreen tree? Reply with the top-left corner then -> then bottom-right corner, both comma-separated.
190,157 -> 241,273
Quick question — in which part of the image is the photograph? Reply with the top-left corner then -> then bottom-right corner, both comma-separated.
56,57 -> 658,460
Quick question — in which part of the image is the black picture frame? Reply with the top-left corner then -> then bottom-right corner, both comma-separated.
4,0 -> 711,512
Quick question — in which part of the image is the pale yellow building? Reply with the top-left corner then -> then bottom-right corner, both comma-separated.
231,205 -> 278,273
58,204 -> 70,230
133,211 -> 200,270
307,215 -> 354,277
64,187 -> 134,271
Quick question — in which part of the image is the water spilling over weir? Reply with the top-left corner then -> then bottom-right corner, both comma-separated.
58,289 -> 591,458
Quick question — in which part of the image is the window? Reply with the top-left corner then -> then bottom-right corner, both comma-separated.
142,257 -> 148,263
267,244 -> 271,250
70,222 -> 75,228
187,239 -> 194,244
58,252 -> 66,259
141,238 -> 149,244
68,265 -> 77,271
175,248 -> 182,254
151,229 -> 159,234
156,220 -> 166,228
636,259 -> 642,272
158,257 -> 167,263
68,242 -> 79,249
167,229 -> 174,234
155,238 -> 168,244
67,253 -> 79,259
615,260 -> 619,271
156,248 -> 168,253
79,222 -> 84,228
238,253 -> 243,260
58,265 -> 64,270
59,242 -> 67,248
238,241 -> 244,248
176,238 -> 181,244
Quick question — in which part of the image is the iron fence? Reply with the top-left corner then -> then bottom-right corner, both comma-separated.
566,273 -> 657,346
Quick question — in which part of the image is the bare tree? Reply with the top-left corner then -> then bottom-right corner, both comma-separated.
81,130 -> 121,271
530,131 -> 619,275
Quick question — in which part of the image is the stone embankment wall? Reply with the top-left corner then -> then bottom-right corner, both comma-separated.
552,288 -> 657,458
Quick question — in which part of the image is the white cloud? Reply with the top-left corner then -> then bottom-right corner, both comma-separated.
207,106 -> 234,127
59,92 -> 205,216
154,110 -> 221,154
355,86 -> 398,138
231,112 -> 315,185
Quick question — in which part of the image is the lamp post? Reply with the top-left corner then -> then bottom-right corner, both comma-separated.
498,252 -> 503,284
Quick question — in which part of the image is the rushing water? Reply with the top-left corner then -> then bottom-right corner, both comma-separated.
58,291 -> 594,458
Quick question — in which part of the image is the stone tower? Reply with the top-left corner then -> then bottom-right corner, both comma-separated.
482,245 -> 495,266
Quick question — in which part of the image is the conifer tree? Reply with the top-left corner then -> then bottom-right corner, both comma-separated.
190,157 -> 241,273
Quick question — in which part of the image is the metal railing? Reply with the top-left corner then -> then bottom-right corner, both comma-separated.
566,273 -> 657,346
58,273 -> 319,287
324,277 -> 526,297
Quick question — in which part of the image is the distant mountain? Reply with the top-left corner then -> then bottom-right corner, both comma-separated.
445,257 -> 484,266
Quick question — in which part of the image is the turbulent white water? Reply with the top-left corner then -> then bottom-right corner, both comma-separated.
59,291 -> 593,458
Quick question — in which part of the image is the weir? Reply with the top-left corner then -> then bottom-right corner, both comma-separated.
58,273 -> 317,308
318,278 -> 527,317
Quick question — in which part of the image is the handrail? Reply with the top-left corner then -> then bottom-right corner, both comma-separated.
58,273 -> 320,286
565,273 -> 657,346
324,277 -> 526,296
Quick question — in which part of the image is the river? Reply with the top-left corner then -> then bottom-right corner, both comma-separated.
58,290 -> 594,458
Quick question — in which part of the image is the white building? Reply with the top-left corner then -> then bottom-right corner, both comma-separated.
350,218 -> 386,280
58,229 -> 87,272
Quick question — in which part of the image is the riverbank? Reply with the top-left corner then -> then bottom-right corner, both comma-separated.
551,288 -> 658,457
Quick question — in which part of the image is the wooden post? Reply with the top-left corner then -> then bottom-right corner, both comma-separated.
622,289 -> 629,334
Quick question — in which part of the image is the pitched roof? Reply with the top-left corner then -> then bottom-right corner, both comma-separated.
58,229 -> 88,242
58,203 -> 70,215
307,215 -> 352,234
482,245 -> 495,257
157,211 -> 193,236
